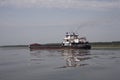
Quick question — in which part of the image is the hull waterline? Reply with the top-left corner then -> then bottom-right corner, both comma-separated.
29,45 -> 91,51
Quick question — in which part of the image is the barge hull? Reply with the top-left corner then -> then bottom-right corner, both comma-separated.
29,45 -> 91,51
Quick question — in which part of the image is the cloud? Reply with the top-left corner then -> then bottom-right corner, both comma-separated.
0,0 -> 120,10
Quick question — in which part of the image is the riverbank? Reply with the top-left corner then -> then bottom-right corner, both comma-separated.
91,42 -> 120,50
0,45 -> 28,48
92,46 -> 120,50
0,41 -> 120,50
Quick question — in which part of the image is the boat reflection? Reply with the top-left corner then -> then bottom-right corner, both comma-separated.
61,49 -> 91,68
30,49 -> 91,68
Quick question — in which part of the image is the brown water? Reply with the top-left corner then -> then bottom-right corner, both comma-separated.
0,48 -> 120,80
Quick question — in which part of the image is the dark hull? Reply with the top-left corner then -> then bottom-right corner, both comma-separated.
29,44 -> 91,51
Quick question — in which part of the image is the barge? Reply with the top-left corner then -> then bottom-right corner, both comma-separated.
29,32 -> 91,50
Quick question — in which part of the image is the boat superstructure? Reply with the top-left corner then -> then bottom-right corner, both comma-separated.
62,32 -> 89,46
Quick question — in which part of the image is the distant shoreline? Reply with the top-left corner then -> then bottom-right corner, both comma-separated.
0,42 -> 120,50
91,42 -> 120,50
0,45 -> 28,48
92,47 -> 120,50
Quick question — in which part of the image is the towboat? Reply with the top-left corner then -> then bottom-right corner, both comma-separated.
29,32 -> 91,50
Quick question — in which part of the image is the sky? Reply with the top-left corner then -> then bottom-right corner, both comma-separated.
0,0 -> 120,45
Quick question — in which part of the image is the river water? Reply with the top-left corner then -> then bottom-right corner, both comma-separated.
0,48 -> 120,80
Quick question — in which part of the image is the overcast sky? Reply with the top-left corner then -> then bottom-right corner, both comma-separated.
0,0 -> 120,45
